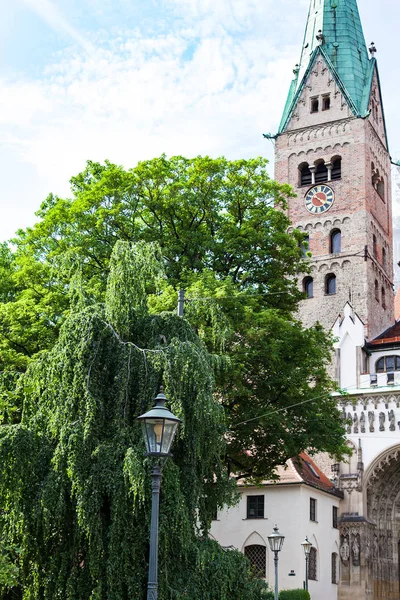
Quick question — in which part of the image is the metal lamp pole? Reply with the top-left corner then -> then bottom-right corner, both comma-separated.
268,525 -> 285,600
137,389 -> 181,600
301,536 -> 312,592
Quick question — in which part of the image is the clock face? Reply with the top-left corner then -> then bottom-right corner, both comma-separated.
305,185 -> 335,214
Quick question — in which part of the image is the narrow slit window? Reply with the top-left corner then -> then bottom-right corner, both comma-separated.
330,229 -> 341,253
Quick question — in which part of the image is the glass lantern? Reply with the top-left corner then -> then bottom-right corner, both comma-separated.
301,536 -> 312,556
268,524 -> 285,553
137,389 -> 181,457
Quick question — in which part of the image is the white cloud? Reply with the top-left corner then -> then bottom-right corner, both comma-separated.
0,15 -> 298,241
17,0 -> 94,55
2,0 -> 399,241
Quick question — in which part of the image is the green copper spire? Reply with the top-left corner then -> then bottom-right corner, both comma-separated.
279,0 -> 375,132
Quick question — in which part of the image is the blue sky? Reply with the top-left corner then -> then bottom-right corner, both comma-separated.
1,0 -> 399,242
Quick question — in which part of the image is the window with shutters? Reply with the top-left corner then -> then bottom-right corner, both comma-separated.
244,545 -> 266,578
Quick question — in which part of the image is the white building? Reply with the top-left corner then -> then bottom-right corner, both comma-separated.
211,453 -> 341,599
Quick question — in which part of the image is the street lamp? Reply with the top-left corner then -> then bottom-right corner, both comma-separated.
137,388 -> 181,600
301,536 -> 312,592
268,524 -> 285,600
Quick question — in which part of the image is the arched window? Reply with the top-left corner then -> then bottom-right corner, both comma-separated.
330,229 -> 341,253
300,163 -> 312,187
377,178 -> 385,201
382,287 -> 386,309
325,274 -> 336,295
331,158 -> 342,180
373,235 -> 377,257
375,280 -> 379,301
375,356 -> 400,373
244,545 -> 266,578
308,547 -> 317,581
315,162 -> 328,184
301,234 -> 310,257
303,277 -> 313,298
331,552 -> 338,584
382,247 -> 386,269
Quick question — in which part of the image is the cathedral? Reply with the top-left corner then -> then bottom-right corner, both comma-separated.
211,1 -> 400,598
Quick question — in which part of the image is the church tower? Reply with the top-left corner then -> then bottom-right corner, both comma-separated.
274,0 -> 394,347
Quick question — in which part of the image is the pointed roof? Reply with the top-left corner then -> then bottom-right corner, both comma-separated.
279,0 -> 375,133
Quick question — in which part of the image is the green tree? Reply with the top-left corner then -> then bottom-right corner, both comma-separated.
0,242 -> 268,600
0,156 -> 348,478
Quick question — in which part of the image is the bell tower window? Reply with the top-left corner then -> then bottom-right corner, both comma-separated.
299,163 -> 312,187
331,158 -> 342,180
311,97 -> 319,113
315,162 -> 328,184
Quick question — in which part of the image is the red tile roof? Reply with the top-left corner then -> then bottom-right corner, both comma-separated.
239,452 -> 342,498
369,320 -> 400,345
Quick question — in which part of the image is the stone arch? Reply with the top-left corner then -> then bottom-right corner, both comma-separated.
241,530 -> 268,552
363,444 -> 400,598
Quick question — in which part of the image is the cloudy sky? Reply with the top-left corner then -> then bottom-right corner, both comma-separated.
1,0 -> 399,242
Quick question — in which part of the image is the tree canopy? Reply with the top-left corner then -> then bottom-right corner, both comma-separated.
0,155 -> 348,481
0,241 -> 269,599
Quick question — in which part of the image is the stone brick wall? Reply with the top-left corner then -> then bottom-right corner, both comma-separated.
275,59 -> 394,340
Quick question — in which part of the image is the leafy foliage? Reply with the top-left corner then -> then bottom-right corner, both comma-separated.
279,590 -> 311,600
0,156 -> 349,479
0,242 -> 267,599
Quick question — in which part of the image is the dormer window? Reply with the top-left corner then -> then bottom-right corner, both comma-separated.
376,356 -> 400,373
311,97 -> 319,113
322,94 -> 331,110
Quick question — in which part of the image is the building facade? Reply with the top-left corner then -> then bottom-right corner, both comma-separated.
274,1 -> 400,599
212,1 -> 400,599
210,454 -> 342,600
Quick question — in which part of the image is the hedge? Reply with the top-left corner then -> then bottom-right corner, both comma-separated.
279,590 -> 311,600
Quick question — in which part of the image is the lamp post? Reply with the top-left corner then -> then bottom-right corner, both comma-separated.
301,536 -> 312,592
268,524 -> 285,600
137,388 -> 181,600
